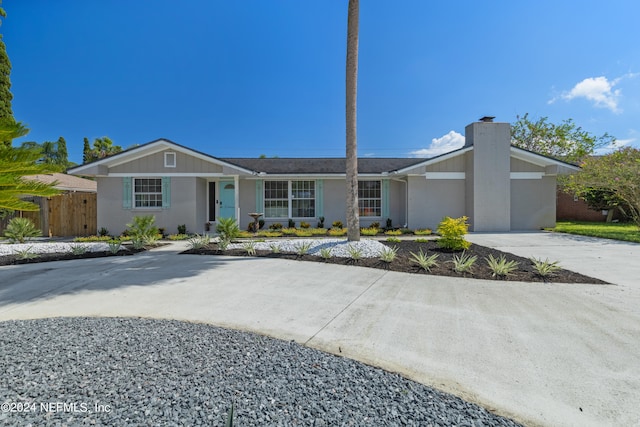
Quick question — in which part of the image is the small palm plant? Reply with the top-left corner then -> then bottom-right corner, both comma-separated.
378,246 -> 398,263
319,247 -> 332,260
409,249 -> 439,271
451,251 -> 477,274
4,217 -> 41,243
242,241 -> 257,256
295,241 -> 313,256
530,257 -> 562,278
346,244 -> 363,262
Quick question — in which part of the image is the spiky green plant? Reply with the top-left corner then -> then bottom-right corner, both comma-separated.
486,254 -> 519,278
347,244 -> 363,261
15,246 -> 39,260
378,246 -> 398,263
268,242 -> 281,253
126,215 -> 159,245
319,247 -> 332,260
107,239 -> 122,254
69,244 -> 87,255
530,257 -> 562,278
4,217 -> 41,243
188,234 -> 210,250
451,251 -> 477,273
295,241 -> 313,255
386,236 -> 401,243
216,217 -> 240,242
409,249 -> 439,271
242,240 -> 257,256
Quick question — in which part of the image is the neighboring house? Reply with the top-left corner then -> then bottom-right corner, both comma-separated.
1,173 -> 97,237
67,119 -> 580,235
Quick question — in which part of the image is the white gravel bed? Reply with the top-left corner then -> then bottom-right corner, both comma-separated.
0,242 -> 120,256
228,238 -> 387,258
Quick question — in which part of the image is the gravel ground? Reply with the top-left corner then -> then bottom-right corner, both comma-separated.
228,238 -> 387,258
0,242 -> 121,256
0,317 -> 522,426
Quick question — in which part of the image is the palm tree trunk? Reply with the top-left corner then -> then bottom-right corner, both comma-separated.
345,0 -> 360,242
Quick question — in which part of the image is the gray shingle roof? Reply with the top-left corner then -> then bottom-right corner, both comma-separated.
220,158 -> 424,174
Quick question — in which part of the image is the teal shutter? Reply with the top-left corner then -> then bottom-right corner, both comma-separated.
162,177 -> 171,208
122,177 -> 132,209
255,180 -> 264,213
315,179 -> 324,218
381,179 -> 390,218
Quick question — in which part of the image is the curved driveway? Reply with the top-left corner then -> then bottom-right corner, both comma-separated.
0,232 -> 638,427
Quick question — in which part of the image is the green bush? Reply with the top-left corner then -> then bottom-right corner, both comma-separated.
486,254 -> 519,278
74,235 -> 113,242
167,233 -> 190,240
451,251 -> 477,273
384,229 -> 402,236
177,224 -> 187,234
98,227 -> 110,237
414,228 -> 432,236
299,221 -> 311,229
4,217 -> 41,243
410,249 -> 439,271
360,227 -> 379,236
288,218 -> 296,228
127,215 -> 159,245
332,220 -> 343,229
268,222 -> 283,230
437,216 -> 471,251
216,217 -> 240,242
328,227 -> 347,236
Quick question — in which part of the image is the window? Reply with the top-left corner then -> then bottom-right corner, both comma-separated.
291,180 -> 315,217
164,152 -> 176,168
134,178 -> 163,208
264,180 -> 315,218
358,180 -> 381,217
264,181 -> 288,218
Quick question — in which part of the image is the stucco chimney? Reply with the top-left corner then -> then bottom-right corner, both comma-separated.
464,118 -> 511,231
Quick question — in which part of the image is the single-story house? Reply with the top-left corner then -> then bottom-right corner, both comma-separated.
67,119 -> 580,235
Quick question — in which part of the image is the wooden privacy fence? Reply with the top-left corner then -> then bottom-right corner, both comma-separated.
0,192 -> 97,237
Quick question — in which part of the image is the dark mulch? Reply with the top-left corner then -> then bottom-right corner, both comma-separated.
184,240 -> 608,284
0,246 -> 147,266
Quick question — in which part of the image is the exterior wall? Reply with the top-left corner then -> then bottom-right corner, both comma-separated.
466,122 -> 511,231
556,189 -> 612,222
195,178 -> 208,234
387,179 -> 407,227
511,158 -> 544,172
238,179 -> 257,229
323,179 -> 347,226
407,176 -> 465,230
510,176 -> 556,230
110,150 -> 224,174
96,177 -> 200,235
425,155 -> 465,172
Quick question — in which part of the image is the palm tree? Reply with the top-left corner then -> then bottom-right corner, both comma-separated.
0,122 -> 60,211
345,0 -> 360,241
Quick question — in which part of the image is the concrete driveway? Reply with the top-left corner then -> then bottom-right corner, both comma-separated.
0,233 -> 639,427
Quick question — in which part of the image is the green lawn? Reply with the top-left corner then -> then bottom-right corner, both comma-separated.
549,221 -> 640,243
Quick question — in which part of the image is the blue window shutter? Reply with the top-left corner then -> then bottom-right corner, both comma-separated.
255,180 -> 264,212
315,179 -> 324,217
162,177 -> 171,208
382,179 -> 390,218
122,177 -> 132,209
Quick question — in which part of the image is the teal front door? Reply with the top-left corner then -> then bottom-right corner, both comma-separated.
219,180 -> 236,219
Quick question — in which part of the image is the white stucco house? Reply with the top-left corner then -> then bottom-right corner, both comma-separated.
68,119 -> 580,235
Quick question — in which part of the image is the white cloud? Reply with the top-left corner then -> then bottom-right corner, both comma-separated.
594,137 -> 635,155
550,73 -> 639,113
410,130 -> 465,158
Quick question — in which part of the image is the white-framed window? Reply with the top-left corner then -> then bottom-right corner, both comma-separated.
134,178 -> 163,208
164,152 -> 176,168
358,180 -> 381,217
264,180 -> 315,218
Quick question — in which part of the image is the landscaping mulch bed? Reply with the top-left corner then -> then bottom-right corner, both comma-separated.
0,246 -> 146,266
185,240 -> 608,284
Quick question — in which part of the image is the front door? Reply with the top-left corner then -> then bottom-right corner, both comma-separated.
219,180 -> 236,219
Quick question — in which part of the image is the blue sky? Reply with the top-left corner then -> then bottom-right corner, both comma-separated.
4,1 -> 640,164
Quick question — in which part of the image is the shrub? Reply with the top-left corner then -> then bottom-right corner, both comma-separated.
332,220 -> 343,229
268,223 -> 283,230
281,227 -> 298,236
400,228 -> 413,235
258,219 -> 265,229
216,217 -> 240,242
317,216 -> 325,228
74,235 -> 112,242
328,228 -> 347,236
486,254 -> 519,278
256,231 -> 283,238
269,243 -> 281,253
237,230 -> 253,238
188,234 -> 211,250
242,241 -> 257,256
437,216 -> 471,251
410,249 -> 439,271
288,218 -> 296,228
386,218 -> 393,229
360,227 -> 379,236
98,227 -> 110,237
386,236 -> 401,243
378,246 -> 398,263
415,238 -> 429,243
127,215 -> 159,245
310,228 -> 328,235
370,221 -> 381,229
319,247 -> 332,260
530,257 -> 562,278
414,228 -> 432,236
294,230 -> 313,237
451,251 -> 477,274
384,229 -> 402,236
168,233 -> 190,240
299,221 -> 311,229
69,244 -> 88,255
295,241 -> 313,255
4,217 -> 41,243
177,224 -> 187,235
346,244 -> 363,261
107,239 -> 122,254
15,247 -> 38,260
218,238 -> 230,250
